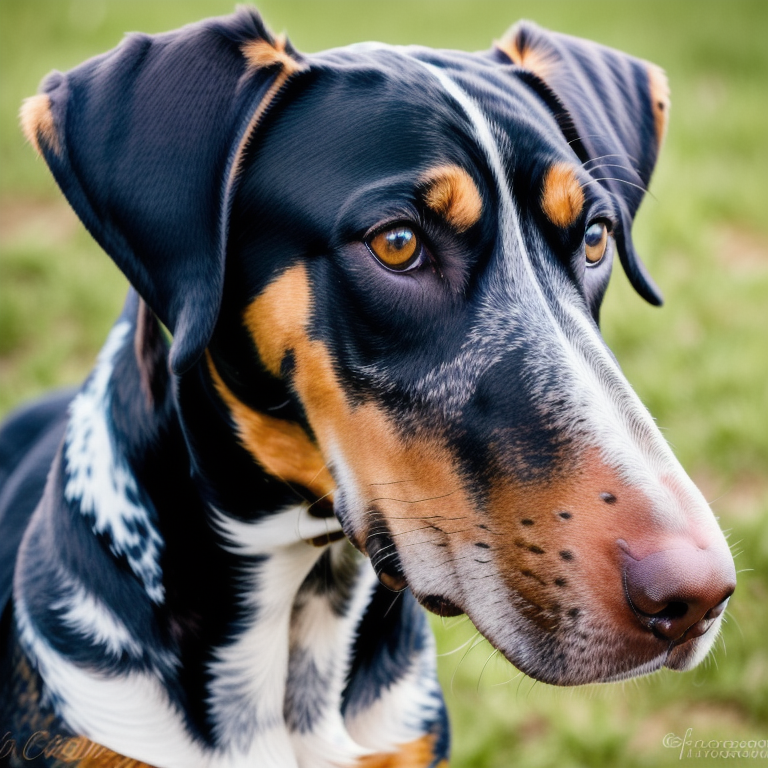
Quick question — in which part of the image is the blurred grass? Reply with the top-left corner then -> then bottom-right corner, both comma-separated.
1,1 -> 766,766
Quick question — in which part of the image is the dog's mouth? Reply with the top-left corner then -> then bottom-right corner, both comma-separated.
415,594 -> 465,618
342,483 -> 734,687
457,594 -> 730,686
600,627 -> 723,683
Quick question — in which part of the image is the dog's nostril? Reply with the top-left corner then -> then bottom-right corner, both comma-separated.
648,600 -> 688,621
623,542 -> 735,643
418,594 -> 464,618
705,597 -> 729,621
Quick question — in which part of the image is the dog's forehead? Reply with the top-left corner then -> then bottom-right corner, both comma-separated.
324,42 -> 566,141
235,41 -> 576,251
266,42 -> 568,179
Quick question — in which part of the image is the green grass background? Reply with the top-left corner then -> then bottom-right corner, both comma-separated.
1,1 -> 766,766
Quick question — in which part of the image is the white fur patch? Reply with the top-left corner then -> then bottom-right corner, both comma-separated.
50,576 -> 142,659
14,594 -> 208,768
289,552 -> 380,767
345,626 -> 444,753
63,320 -> 165,603
207,505 -> 339,764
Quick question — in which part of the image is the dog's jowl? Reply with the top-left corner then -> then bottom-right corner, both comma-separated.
0,8 -> 735,768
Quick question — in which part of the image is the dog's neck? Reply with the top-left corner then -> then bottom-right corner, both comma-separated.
11,302 -> 444,767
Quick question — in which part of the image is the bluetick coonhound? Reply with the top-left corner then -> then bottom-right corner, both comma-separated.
0,8 -> 735,767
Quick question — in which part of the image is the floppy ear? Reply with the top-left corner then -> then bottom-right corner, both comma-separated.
496,21 -> 669,305
20,8 -> 306,373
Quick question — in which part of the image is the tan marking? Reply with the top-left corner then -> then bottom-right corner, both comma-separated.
242,33 -> 303,77
357,734 -> 443,768
309,529 -> 346,547
77,748 -> 152,767
243,267 -> 471,559
647,63 -> 670,147
288,339 -> 472,561
206,350 -> 334,501
22,728 -> 151,766
421,165 -> 483,233
242,264 -> 313,377
19,93 -> 61,156
496,24 -> 558,81
541,162 -> 584,228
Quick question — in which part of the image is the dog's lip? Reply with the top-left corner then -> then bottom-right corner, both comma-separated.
599,653 -> 669,682
415,593 -> 464,617
663,634 -> 708,670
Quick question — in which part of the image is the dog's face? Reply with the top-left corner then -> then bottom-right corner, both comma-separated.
23,10 -> 734,685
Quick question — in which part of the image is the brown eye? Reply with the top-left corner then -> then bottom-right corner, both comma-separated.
585,222 -> 608,265
368,225 -> 420,270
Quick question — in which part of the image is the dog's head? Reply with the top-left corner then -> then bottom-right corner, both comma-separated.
22,8 -> 734,684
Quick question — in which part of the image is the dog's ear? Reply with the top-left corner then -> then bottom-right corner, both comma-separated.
496,22 -> 669,305
20,8 -> 305,373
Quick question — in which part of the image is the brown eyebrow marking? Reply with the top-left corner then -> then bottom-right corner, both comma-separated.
647,63 -> 670,147
541,162 -> 584,228
421,164 -> 483,233
19,94 -> 61,157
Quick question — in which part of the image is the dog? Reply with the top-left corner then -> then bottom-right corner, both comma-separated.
0,7 -> 736,767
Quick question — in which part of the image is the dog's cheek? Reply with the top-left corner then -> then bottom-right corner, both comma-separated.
241,265 -> 507,601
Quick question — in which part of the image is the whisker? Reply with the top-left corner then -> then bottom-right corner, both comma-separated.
583,162 -> 641,177
582,175 -> 647,192
491,667 -> 524,688
395,537 -> 450,549
306,463 -> 332,490
368,490 -> 458,505
581,176 -> 655,199
281,480 -> 311,504
382,589 -> 403,619
477,648 -> 500,692
306,487 -> 335,516
570,136 -> 641,166
434,554 -> 474,568
569,133 -> 609,145
706,490 -> 731,505
582,152 -> 629,165
384,514 -> 469,522
440,613 -> 470,632
367,524 -> 437,537
437,629 -> 477,658
450,631 -> 484,696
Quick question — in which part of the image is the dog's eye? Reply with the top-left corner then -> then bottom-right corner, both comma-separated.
584,221 -> 608,265
367,225 -> 421,271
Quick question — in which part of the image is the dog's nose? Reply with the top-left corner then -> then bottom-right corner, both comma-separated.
622,542 -> 736,643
